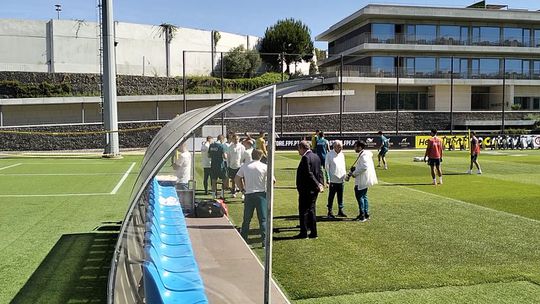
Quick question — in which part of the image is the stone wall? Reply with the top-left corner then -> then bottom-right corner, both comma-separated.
1,112 -> 536,151
0,71 -> 184,97
0,122 -> 162,151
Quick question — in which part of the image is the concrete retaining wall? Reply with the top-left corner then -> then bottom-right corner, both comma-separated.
1,112 -> 536,151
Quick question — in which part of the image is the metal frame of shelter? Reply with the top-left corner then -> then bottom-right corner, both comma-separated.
107,77 -> 324,304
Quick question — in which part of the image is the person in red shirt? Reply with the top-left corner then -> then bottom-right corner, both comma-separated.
423,129 -> 443,185
467,131 -> 483,175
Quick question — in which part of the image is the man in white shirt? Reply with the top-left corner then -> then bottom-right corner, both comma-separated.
201,136 -> 213,194
241,138 -> 254,164
173,143 -> 191,190
227,134 -> 245,197
235,149 -> 268,247
325,140 -> 347,218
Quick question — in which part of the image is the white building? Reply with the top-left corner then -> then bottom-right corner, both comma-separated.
316,3 -> 540,112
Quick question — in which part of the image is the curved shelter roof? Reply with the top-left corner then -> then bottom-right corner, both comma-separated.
108,77 -> 323,303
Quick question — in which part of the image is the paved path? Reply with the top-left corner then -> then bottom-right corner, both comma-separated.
186,216 -> 290,304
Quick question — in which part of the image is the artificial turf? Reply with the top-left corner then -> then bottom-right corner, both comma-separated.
1,150 -> 539,303
222,150 -> 540,302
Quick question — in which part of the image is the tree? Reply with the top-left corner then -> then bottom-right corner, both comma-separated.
220,45 -> 261,79
259,18 -> 314,74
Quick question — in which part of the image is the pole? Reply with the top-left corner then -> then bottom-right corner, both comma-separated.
101,0 -> 120,157
183,51 -> 187,113
264,86 -> 277,304
501,58 -> 506,134
395,56 -> 400,135
192,133 -> 196,183
339,54 -> 344,136
450,56 -> 454,134
280,55 -> 284,137
221,52 -> 225,134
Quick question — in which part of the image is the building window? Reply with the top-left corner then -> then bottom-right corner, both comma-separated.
472,26 -> 500,46
535,29 -> 540,47
504,59 -> 530,79
532,61 -> 540,79
503,27 -> 530,47
406,24 -> 436,44
460,27 -> 469,45
514,97 -> 530,110
534,98 -> 540,110
439,25 -> 461,44
376,92 -> 428,110
372,23 -> 395,43
372,56 -> 395,75
415,57 -> 436,76
479,58 -> 500,77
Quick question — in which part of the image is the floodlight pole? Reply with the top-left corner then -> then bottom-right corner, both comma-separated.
339,54 -> 344,136
280,54 -> 284,137
501,59 -> 506,134
221,52 -> 225,134
264,85 -> 277,304
183,50 -> 187,113
55,4 -> 61,20
395,56 -> 400,135
450,56 -> 454,134
101,0 -> 120,157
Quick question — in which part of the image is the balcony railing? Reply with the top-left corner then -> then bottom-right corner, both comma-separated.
329,32 -> 538,55
321,65 -> 540,80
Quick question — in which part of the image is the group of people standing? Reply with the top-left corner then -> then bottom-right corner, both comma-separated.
187,128 -> 485,246
294,133 -> 379,239
200,132 -> 267,198
199,132 -> 270,247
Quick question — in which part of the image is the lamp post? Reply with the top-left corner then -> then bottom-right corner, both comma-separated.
54,4 -> 62,20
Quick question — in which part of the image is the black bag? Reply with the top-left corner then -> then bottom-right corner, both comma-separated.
194,199 -> 225,218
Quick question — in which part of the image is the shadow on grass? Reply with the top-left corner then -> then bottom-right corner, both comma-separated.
10,231 -> 118,304
381,183 -> 434,186
444,172 -> 471,176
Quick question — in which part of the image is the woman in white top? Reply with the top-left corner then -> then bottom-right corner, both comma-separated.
347,140 -> 378,222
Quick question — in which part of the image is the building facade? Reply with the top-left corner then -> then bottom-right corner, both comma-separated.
316,4 -> 540,113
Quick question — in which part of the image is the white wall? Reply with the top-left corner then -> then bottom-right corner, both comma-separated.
490,85 -> 513,109
52,20 -> 100,73
0,19 -> 48,72
343,83 -> 376,111
433,85 -> 471,111
0,19 -> 258,77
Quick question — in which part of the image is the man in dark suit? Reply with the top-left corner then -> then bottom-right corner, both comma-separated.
296,140 -> 324,239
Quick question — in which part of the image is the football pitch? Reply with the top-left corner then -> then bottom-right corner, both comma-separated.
1,150 -> 539,303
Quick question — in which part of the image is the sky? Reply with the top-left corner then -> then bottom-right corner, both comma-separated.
2,0 -> 539,49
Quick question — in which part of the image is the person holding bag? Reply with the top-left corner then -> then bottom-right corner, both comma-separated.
347,140 -> 378,222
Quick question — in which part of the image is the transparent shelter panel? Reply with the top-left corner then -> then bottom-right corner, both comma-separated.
193,89 -> 274,202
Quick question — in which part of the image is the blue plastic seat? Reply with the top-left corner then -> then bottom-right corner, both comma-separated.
146,245 -> 198,273
145,230 -> 191,246
144,262 -> 208,304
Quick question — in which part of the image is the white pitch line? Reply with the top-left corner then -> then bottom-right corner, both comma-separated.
0,173 -> 125,176
0,163 -> 22,171
110,162 -> 136,195
14,163 -> 116,165
0,193 -> 111,198
382,181 -> 540,224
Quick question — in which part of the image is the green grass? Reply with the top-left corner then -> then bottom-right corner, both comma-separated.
1,150 -> 540,303
221,150 -> 540,303
0,156 -> 139,303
